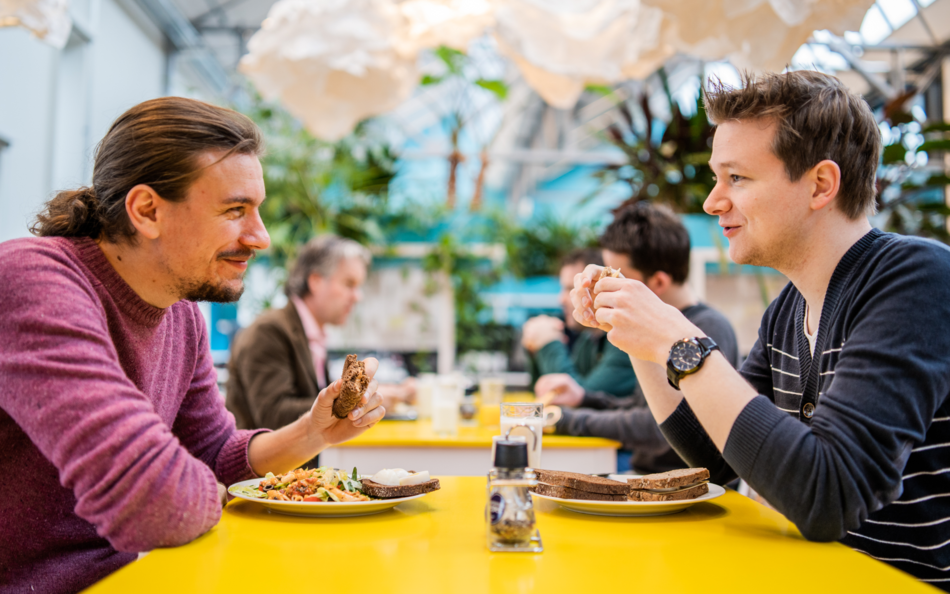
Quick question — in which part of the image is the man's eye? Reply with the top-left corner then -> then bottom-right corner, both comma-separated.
731,175 -> 743,183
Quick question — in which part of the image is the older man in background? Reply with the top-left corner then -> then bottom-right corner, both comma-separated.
227,235 -> 412,431
523,248 -> 638,397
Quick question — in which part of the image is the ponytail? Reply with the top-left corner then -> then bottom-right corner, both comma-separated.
31,187 -> 103,238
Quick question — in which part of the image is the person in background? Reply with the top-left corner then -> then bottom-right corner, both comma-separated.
0,98 -> 384,593
572,71 -> 950,589
523,248 -> 638,398
542,202 -> 739,473
227,235 -> 414,431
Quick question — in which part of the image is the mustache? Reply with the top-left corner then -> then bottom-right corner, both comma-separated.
216,248 -> 257,261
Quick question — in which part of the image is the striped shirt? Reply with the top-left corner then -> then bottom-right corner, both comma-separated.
660,229 -> 950,589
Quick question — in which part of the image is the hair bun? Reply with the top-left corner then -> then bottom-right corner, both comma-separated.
77,186 -> 98,206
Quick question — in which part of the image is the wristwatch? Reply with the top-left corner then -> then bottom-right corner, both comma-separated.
666,336 -> 720,390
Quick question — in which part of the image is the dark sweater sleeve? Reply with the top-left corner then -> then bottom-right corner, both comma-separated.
656,299 -> 773,485
726,242 -> 950,541
535,339 -> 637,396
580,390 -> 640,410
557,402 -> 668,451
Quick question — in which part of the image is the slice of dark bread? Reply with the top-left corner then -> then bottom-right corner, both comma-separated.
361,478 -> 440,499
333,354 -> 370,419
627,482 -> 709,502
626,468 -> 710,490
534,469 -> 628,495
532,482 -> 627,501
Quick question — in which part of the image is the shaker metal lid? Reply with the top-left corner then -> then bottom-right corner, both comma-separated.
494,440 -> 529,469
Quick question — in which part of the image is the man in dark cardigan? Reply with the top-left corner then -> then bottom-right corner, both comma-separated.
571,70 -> 950,589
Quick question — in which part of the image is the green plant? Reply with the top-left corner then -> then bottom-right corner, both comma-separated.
420,46 -> 508,209
243,97 -> 403,267
591,72 -> 716,214
491,212 -> 601,278
876,118 -> 950,243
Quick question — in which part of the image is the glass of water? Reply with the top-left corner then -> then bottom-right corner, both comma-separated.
500,402 -> 543,469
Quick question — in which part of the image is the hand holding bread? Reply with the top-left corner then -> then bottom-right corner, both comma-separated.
309,355 -> 385,447
570,264 -> 624,332
572,264 -> 704,365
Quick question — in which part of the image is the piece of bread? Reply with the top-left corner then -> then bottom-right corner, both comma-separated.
332,354 -> 370,419
534,469 -> 628,495
361,478 -> 441,499
532,482 -> 627,501
594,266 -> 622,283
626,468 -> 710,491
627,482 -> 709,502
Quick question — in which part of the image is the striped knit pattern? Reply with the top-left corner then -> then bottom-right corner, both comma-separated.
768,334 -> 950,585
661,228 -> 950,590
747,229 -> 950,588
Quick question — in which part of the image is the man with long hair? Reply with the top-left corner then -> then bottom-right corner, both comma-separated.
0,98 -> 385,592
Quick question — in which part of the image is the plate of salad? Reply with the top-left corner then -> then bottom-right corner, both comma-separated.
228,467 -> 426,518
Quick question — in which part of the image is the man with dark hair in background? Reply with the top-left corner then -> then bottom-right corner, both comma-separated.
0,98 -> 385,593
523,248 -> 638,398
543,202 -> 738,474
227,234 -> 414,432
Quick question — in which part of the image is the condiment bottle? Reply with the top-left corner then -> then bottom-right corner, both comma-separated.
486,440 -> 543,552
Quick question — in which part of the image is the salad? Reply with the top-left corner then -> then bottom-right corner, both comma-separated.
231,467 -> 370,502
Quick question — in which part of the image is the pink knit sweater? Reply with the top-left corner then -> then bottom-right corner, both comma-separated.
0,237 -> 264,593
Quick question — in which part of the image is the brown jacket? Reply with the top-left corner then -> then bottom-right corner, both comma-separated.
225,304 -> 329,430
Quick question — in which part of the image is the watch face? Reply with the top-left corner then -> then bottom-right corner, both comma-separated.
671,341 -> 703,372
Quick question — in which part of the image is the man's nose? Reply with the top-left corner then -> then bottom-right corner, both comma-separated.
242,208 -> 271,251
703,183 -> 731,216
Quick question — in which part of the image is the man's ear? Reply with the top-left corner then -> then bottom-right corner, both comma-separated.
645,270 -> 673,297
809,159 -> 841,212
306,273 -> 325,295
125,184 -> 162,240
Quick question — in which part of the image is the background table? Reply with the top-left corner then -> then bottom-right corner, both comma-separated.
319,419 -> 620,475
87,476 -> 937,593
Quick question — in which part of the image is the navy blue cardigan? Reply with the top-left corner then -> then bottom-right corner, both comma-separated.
661,229 -> 950,588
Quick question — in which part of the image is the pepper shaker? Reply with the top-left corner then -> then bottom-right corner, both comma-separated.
486,440 -> 543,552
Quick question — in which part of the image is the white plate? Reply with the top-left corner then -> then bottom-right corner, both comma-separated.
532,482 -> 726,517
227,478 -> 428,518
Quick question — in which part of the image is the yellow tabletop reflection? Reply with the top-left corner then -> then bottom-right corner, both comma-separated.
86,477 -> 935,593
338,419 -> 619,449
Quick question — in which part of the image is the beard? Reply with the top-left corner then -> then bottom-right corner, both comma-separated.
176,248 -> 254,303
180,278 -> 244,303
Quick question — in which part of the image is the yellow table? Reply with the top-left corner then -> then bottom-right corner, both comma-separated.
86,477 -> 936,593
319,420 -> 621,475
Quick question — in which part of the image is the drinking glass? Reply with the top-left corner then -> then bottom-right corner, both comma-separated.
415,373 -> 437,419
431,375 -> 461,436
478,377 -> 505,427
500,402 -> 543,469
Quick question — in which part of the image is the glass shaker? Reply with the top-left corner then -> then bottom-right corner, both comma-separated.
486,440 -> 543,552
